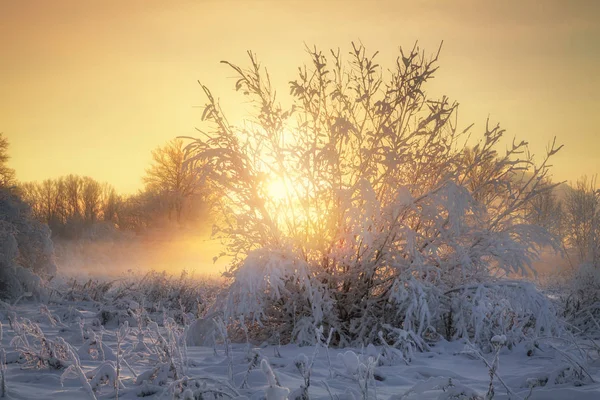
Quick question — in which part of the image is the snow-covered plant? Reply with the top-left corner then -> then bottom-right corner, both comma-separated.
126,270 -> 212,320
214,316 -> 234,381
78,329 -> 116,362
135,362 -> 176,386
397,377 -> 482,400
135,318 -> 196,389
224,246 -> 333,345
291,353 -> 311,399
316,326 -> 334,378
0,322 -> 6,398
166,376 -> 241,399
115,321 -> 130,399
86,361 -> 124,395
63,278 -> 114,303
187,43 -> 562,347
261,358 -> 290,400
273,331 -> 282,358
0,348 -> 6,399
558,177 -> 600,334
377,332 -> 407,366
61,271 -> 221,325
562,261 -> 600,333
147,319 -> 183,381
337,350 -> 379,400
0,188 -> 55,300
9,317 -> 69,370
58,337 -> 98,400
531,336 -> 598,387
485,335 -> 506,400
446,281 -> 561,351
241,348 -> 261,389
546,346 -> 596,387
289,327 -> 332,399
39,304 -> 62,327
356,355 -> 379,400
379,325 -> 424,363
463,336 -> 530,400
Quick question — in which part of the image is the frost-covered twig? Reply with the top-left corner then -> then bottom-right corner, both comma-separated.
465,337 -> 524,400
57,337 -> 98,400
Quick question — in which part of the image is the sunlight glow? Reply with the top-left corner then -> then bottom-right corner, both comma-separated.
267,178 -> 290,202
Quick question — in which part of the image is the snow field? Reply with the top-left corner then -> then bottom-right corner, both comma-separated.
0,300 -> 599,400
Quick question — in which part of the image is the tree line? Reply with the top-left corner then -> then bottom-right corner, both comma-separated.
3,130 -> 598,263
0,133 -> 216,298
17,138 -> 212,239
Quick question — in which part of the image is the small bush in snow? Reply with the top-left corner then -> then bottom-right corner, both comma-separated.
9,317 -> 69,370
261,358 -> 290,400
396,377 -> 482,400
445,281 -> 561,351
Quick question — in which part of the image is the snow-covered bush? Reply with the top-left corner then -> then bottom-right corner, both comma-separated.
558,177 -> 600,334
9,317 -> 70,370
185,313 -> 220,347
165,376 -> 241,399
562,262 -> 600,333
61,271 -> 222,327
187,43 -> 562,348
446,281 -> 561,350
0,188 -> 55,300
395,377 -> 482,400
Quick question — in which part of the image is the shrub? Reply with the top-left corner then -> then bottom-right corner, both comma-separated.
187,43 -> 561,347
0,188 -> 55,299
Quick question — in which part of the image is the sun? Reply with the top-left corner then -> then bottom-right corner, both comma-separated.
267,178 -> 289,202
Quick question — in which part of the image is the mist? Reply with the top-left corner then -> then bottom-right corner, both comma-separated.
53,227 -> 228,280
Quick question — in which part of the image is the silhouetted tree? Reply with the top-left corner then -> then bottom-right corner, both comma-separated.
525,180 -> 564,240
39,178 -> 64,231
64,174 -> 83,220
81,176 -> 102,224
563,176 -> 599,264
21,175 -> 120,237
143,138 -> 204,222
101,184 -> 121,223
0,133 -> 16,187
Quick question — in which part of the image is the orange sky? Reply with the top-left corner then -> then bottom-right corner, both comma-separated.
1,0 -> 599,193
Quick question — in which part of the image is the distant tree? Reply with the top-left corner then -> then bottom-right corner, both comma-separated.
63,174 -> 83,221
19,181 -> 43,219
81,176 -> 102,224
143,138 -> 205,222
0,133 -> 16,187
525,180 -> 564,240
21,175 -> 120,238
101,183 -> 121,223
563,176 -> 599,264
560,178 -> 600,333
38,178 -> 65,231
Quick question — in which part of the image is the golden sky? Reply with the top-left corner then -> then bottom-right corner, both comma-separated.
1,0 -> 599,193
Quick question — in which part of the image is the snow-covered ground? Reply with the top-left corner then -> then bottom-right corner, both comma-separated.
1,299 -> 600,400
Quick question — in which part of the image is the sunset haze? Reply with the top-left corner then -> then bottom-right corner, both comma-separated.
1,0 -> 599,192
